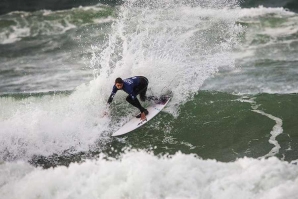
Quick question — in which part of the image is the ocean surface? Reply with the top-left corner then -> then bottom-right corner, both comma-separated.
1,0 -> 298,198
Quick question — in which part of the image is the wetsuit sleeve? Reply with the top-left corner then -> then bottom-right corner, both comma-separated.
107,86 -> 118,104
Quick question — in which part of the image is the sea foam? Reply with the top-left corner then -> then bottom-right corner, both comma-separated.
1,150 -> 298,199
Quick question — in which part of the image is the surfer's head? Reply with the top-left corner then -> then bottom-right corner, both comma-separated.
115,77 -> 123,89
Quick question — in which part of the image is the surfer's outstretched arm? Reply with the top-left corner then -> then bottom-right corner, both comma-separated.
107,85 -> 118,104
103,86 -> 117,116
107,93 -> 115,104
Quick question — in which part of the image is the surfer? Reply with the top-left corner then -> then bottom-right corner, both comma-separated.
107,76 -> 149,120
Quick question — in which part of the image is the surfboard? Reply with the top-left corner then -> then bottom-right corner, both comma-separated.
112,95 -> 171,136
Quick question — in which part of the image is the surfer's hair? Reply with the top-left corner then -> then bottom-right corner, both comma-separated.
115,77 -> 123,84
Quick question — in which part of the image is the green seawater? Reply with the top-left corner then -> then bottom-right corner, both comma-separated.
24,91 -> 298,168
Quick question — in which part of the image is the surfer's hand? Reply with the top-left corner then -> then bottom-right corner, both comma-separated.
101,110 -> 109,117
140,112 -> 146,120
101,104 -> 110,117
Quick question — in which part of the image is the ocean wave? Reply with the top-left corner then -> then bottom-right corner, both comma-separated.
242,0 -> 298,13
1,150 -> 298,199
0,4 -> 114,44
0,0 -> 119,15
1,91 -> 298,165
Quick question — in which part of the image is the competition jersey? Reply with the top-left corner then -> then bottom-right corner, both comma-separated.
108,76 -> 140,103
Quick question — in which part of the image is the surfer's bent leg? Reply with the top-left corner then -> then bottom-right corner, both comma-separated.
135,77 -> 149,102
126,95 -> 146,113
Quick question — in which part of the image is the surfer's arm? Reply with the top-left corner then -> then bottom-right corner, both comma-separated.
107,93 -> 115,104
107,86 -> 118,104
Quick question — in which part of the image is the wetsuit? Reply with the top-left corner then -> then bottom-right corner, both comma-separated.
107,76 -> 148,113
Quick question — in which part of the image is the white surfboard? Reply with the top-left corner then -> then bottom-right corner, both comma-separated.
112,96 -> 171,136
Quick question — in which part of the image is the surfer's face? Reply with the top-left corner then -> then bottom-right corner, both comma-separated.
116,83 -> 123,89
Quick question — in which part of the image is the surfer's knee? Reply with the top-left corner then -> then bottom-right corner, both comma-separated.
126,95 -> 133,103
140,94 -> 146,102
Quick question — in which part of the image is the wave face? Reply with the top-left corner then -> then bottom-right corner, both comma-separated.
1,0 -> 298,198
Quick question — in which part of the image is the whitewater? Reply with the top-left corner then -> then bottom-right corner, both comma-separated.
1,0 -> 298,198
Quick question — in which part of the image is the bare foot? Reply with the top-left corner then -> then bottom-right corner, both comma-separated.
141,112 -> 146,120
